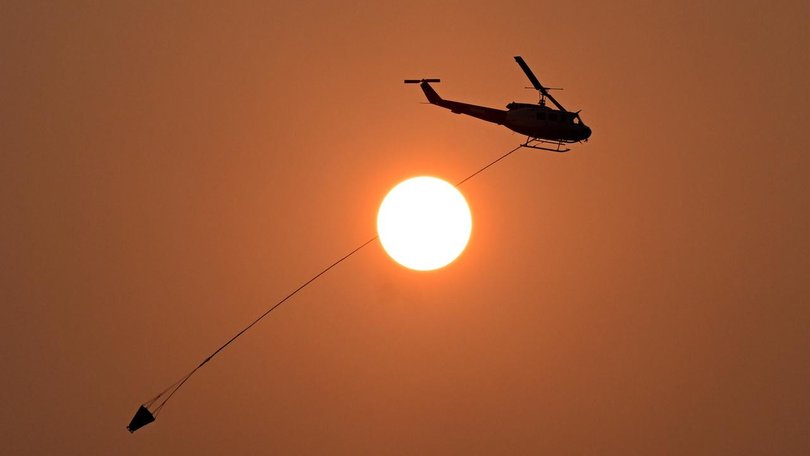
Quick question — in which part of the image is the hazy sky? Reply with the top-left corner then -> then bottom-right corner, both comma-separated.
2,1 -> 808,454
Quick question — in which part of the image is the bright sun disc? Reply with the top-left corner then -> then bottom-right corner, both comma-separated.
377,176 -> 472,271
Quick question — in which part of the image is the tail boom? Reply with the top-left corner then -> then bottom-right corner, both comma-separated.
406,79 -> 506,125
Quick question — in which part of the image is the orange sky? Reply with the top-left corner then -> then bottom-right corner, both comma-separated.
2,1 -> 809,454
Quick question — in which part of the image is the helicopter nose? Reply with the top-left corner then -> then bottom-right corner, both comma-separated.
582,125 -> 592,140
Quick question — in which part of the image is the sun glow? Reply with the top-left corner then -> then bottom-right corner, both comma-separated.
377,176 -> 472,271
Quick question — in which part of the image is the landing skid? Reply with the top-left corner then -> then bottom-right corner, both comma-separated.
520,137 -> 570,153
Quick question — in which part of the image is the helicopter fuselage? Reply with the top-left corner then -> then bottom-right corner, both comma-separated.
503,103 -> 591,142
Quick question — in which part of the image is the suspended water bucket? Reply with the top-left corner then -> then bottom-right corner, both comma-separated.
127,405 -> 155,433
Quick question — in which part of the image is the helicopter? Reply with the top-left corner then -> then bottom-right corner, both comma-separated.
406,56 -> 591,152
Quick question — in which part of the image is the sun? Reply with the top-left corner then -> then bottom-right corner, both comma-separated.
377,176 -> 472,271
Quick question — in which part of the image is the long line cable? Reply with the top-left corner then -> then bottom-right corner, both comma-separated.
149,236 -> 377,415
456,144 -> 521,186
141,143 -> 523,417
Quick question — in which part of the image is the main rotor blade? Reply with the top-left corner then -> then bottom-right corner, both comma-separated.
514,56 -> 543,91
513,56 -> 567,112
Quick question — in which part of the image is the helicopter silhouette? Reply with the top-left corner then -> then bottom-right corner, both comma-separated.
406,56 -> 591,152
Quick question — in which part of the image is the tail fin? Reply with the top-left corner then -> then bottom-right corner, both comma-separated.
420,81 -> 441,104
404,79 -> 442,105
